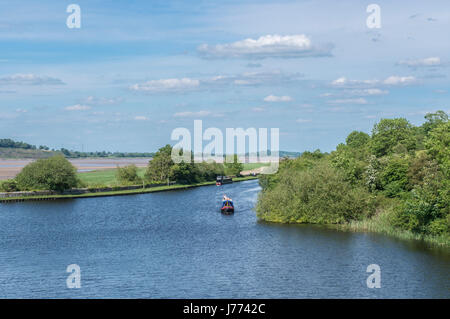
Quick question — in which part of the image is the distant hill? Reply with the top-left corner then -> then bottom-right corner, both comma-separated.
0,147 -> 62,159
0,138 -> 154,159
279,151 -> 302,158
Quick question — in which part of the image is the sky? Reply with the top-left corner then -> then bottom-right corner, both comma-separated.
0,0 -> 449,153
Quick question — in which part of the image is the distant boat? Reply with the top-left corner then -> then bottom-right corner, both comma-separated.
221,199 -> 234,215
216,176 -> 233,186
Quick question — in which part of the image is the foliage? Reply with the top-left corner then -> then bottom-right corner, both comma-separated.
256,161 -> 375,224
116,164 -> 141,183
370,118 -> 416,157
15,155 -> 79,191
256,110 -> 449,242
145,144 -> 174,183
0,179 -> 19,192
379,155 -> 410,197
225,154 -> 244,176
0,138 -> 39,149
346,131 -> 370,149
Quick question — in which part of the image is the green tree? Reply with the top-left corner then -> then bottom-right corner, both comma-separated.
425,121 -> 450,173
170,161 -> 196,184
346,131 -> 370,149
116,164 -> 140,184
379,155 -> 410,197
422,110 -> 448,135
256,161 -> 375,224
15,155 -> 79,191
371,118 -> 416,157
225,154 -> 243,176
145,144 -> 174,183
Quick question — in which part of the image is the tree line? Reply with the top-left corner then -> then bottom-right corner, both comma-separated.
257,111 -> 449,242
0,144 -> 244,192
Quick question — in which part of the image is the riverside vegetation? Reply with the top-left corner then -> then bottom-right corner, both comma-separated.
0,144 -> 245,193
256,111 -> 449,247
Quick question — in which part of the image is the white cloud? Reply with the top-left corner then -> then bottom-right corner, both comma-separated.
83,96 -> 124,105
331,76 -> 417,88
296,118 -> 312,123
398,57 -> 441,67
383,76 -> 416,86
322,88 -> 388,97
251,107 -> 265,112
174,111 -> 212,118
198,34 -> 333,59
264,95 -> 292,102
329,98 -> 368,105
0,73 -> 64,85
331,77 -> 378,88
208,71 -> 303,87
65,104 -> 91,111
134,116 -> 149,121
351,88 -> 388,96
130,78 -> 200,93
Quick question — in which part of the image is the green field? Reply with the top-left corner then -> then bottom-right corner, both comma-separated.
77,168 -> 146,186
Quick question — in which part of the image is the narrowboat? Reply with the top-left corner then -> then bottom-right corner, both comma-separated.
216,176 -> 233,186
221,199 -> 234,215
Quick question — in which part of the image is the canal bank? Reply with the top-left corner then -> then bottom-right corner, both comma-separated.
0,176 -> 258,202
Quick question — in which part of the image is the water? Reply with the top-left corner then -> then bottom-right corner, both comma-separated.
0,180 -> 448,298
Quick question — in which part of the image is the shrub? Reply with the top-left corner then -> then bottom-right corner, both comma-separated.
379,156 -> 410,197
256,162 -> 375,224
116,165 -> 140,184
0,179 -> 19,192
15,155 -> 79,191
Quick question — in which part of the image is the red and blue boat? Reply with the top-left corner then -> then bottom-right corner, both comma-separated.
221,199 -> 234,215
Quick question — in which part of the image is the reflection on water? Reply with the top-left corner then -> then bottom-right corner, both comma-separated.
0,180 -> 448,298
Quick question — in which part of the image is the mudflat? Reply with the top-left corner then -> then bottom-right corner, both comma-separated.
0,158 -> 151,180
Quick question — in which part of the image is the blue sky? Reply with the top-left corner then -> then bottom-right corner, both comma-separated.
0,0 -> 449,152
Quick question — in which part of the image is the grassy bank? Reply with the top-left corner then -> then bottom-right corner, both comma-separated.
0,176 -> 258,202
259,209 -> 450,248
257,189 -> 450,248
336,207 -> 450,247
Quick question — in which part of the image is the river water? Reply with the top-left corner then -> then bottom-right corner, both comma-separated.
0,180 -> 448,298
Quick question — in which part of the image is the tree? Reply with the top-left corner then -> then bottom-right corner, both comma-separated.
15,155 -> 79,191
425,121 -> 450,172
371,118 -> 416,157
170,161 -> 196,184
379,155 -> 410,197
225,154 -> 243,176
422,110 -> 448,135
346,131 -> 370,149
145,144 -> 174,183
116,164 -> 140,184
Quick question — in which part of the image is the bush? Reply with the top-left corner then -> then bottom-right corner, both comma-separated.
256,162 -> 375,224
116,165 -> 141,184
379,156 -> 410,197
15,155 -> 79,191
0,179 -> 19,192
427,217 -> 449,236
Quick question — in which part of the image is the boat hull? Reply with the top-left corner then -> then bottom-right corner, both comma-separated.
221,207 -> 234,215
